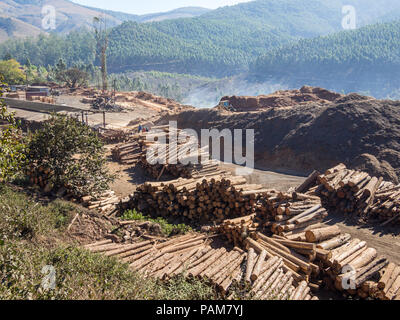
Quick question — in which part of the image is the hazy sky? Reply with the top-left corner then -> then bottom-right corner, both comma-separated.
72,0 -> 252,15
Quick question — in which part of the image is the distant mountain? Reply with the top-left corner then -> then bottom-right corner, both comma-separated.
2,0 -> 400,78
81,5 -> 211,23
134,7 -> 211,23
105,0 -> 400,76
251,19 -> 400,98
0,0 -> 209,42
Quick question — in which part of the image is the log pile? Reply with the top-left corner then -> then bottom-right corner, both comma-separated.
119,175 -> 271,224
84,233 -> 317,300
245,233 -> 320,282
214,185 -> 399,300
371,263 -> 400,300
315,233 -> 389,298
111,126 -> 224,180
258,190 -> 327,241
111,140 -> 142,165
81,190 -> 120,215
98,128 -> 131,144
301,164 -> 400,225
25,164 -> 54,193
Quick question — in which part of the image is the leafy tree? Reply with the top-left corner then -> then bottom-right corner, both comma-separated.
26,114 -> 114,197
0,59 -> 25,84
56,67 -> 89,88
3,53 -> 12,60
0,81 -> 26,182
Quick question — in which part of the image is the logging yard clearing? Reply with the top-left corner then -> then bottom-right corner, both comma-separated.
5,87 -> 400,300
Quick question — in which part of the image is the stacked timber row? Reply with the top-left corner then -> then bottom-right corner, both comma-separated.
111,140 -> 142,165
313,232 -> 391,299
81,190 -> 120,215
300,164 -> 400,225
257,189 -> 326,241
245,234 -> 320,283
98,128 -> 131,144
138,125 -> 219,179
119,175 -> 272,224
111,125 -> 224,180
84,233 -> 316,300
371,263 -> 400,300
25,164 -> 55,193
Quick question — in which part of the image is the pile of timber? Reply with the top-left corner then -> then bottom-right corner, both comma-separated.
217,214 -> 260,247
245,234 -> 320,283
119,175 -> 272,224
111,125 -> 224,180
25,164 -> 54,193
315,232 -> 390,299
257,189 -> 327,241
111,140 -> 142,165
84,233 -> 316,300
371,262 -> 400,300
301,164 -> 400,225
81,190 -> 120,215
98,128 -> 131,144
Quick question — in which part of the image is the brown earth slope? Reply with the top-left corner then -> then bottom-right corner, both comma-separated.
175,89 -> 400,183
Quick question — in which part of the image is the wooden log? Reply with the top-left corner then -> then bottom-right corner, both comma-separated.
378,262 -> 396,290
251,249 -> 268,282
245,248 -> 257,282
334,240 -> 367,265
317,233 -> 352,250
348,248 -> 377,270
305,225 -> 341,243
287,204 -> 322,224
354,257 -> 388,288
272,238 -> 316,251
295,170 -> 319,193
291,281 -> 308,300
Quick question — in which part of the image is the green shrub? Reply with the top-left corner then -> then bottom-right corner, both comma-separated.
0,241 -> 217,300
121,209 -> 192,236
26,113 -> 114,197
0,186 -> 75,241
0,82 -> 26,182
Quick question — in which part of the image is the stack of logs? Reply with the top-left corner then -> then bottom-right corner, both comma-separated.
257,189 -> 329,241
25,165 -> 54,193
120,175 -> 273,224
313,232 -> 392,299
98,128 -> 131,144
111,140 -> 142,165
84,233 -> 317,300
111,125 -> 225,180
301,164 -> 400,225
216,185 -> 400,300
245,234 -> 321,284
81,190 -> 120,215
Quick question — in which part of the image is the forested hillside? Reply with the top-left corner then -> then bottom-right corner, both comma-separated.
3,0 -> 400,77
251,20 -> 400,98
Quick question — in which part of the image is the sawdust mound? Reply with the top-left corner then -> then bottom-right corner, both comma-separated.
176,88 -> 400,182
220,86 -> 342,111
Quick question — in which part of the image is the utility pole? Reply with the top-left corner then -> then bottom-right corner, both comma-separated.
93,15 -> 108,93
113,79 -> 116,108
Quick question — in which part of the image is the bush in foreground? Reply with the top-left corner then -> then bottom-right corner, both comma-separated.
0,186 -> 217,300
26,114 -> 114,197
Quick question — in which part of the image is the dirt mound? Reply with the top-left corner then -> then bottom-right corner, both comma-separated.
219,86 -> 343,111
176,89 -> 400,182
